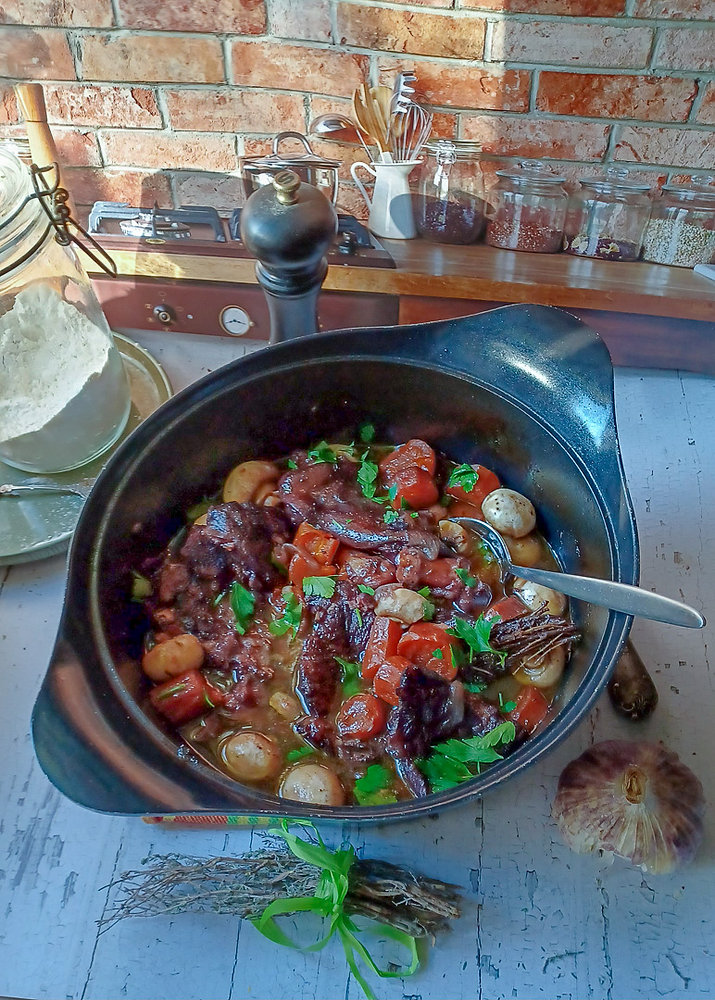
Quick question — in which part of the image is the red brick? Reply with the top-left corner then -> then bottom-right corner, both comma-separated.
537,72 -> 697,123
696,82 -> 715,126
461,115 -> 610,159
267,0 -> 331,41
100,129 -> 236,171
117,0 -> 266,33
0,26 -> 76,79
614,125 -> 715,169
80,33 -> 224,84
44,84 -> 161,127
172,171 -> 248,211
335,182 -> 369,221
384,0 -> 456,6
463,0 -> 624,11
336,4 -> 485,59
378,56 -> 529,112
654,28 -> 715,72
165,88 -> 304,133
64,165 -> 172,208
632,0 -> 714,16
51,126 -> 102,166
0,0 -> 112,26
489,20 -> 653,69
230,41 -> 368,98
0,85 -> 18,124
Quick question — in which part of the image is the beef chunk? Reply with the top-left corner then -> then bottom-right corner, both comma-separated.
293,715 -> 337,754
386,665 -> 464,761
295,600 -> 350,716
461,692 -> 501,737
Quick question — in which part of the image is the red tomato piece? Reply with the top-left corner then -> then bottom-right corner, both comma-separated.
486,595 -> 529,622
294,522 -> 339,566
288,554 -> 337,589
373,655 -> 411,706
397,623 -> 458,681
336,693 -> 387,739
508,685 -> 549,734
446,465 -> 500,508
380,439 -> 437,479
391,467 -> 439,510
149,670 -> 223,725
361,617 -> 403,681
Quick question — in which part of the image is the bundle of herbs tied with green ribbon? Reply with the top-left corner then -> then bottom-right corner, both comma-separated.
101,821 -> 461,999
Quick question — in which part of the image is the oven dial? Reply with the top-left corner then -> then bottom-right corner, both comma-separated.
152,304 -> 176,326
220,305 -> 253,336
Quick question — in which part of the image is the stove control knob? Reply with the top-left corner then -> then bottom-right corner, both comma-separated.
153,304 -> 176,327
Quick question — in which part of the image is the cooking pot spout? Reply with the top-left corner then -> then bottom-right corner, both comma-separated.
240,169 -> 338,343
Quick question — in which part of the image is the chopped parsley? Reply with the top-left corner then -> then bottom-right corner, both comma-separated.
286,458 -> 298,469
130,571 -> 152,602
268,586 -> 302,641
212,589 -> 227,607
357,584 -> 375,596
421,598 -> 436,621
286,746 -> 315,763
417,721 -> 516,792
455,567 -> 477,587
302,575 -> 337,599
432,649 -> 444,659
230,581 -> 255,635
354,764 -> 398,806
464,680 -> 487,694
498,691 -> 517,713
383,508 -> 400,525
447,463 -> 479,493
355,608 -> 363,628
410,511 -> 420,518
359,422 -> 376,444
307,440 -> 338,465
335,656 -> 362,698
417,586 -> 431,598
357,451 -> 379,499
448,614 -> 506,666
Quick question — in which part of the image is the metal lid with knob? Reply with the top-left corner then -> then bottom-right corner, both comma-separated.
240,168 -> 338,344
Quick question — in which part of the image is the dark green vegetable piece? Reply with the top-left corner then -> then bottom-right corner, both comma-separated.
230,581 -> 255,635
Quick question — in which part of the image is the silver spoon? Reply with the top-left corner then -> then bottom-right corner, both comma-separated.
451,516 -> 706,629
0,483 -> 89,499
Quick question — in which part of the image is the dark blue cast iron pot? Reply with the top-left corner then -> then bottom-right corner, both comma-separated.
32,303 -> 638,820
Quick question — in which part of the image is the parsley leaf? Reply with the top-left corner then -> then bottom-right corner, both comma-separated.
359,422 -> 376,443
432,649 -> 444,659
422,598 -> 436,621
230,581 -> 255,635
357,451 -> 379,499
357,584 -> 375,596
498,691 -> 517,713
354,764 -> 398,806
302,575 -> 336,599
268,586 -> 302,641
286,746 -> 315,763
464,680 -> 487,694
417,586 -> 430,598
418,721 -> 516,792
286,458 -> 298,469
130,571 -> 152,602
448,614 -> 506,666
455,567 -> 477,587
447,463 -> 479,493
335,656 -> 362,697
383,508 -> 400,525
307,440 -> 338,465
355,608 -> 363,628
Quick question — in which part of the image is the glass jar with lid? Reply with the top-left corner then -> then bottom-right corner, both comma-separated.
413,139 -> 486,245
485,160 -> 568,253
0,145 -> 130,473
563,166 -> 651,262
641,180 -> 715,267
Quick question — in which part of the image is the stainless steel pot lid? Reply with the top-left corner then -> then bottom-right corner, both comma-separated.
241,131 -> 341,174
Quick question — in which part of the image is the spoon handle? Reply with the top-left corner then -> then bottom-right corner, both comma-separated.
511,564 -> 705,629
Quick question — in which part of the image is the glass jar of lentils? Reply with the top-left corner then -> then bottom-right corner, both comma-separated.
563,167 -> 651,262
414,139 -> 486,245
485,161 -> 568,253
641,181 -> 715,268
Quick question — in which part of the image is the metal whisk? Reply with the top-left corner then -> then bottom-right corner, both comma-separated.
390,102 -> 433,161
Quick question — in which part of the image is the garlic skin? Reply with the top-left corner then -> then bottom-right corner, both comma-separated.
552,740 -> 704,874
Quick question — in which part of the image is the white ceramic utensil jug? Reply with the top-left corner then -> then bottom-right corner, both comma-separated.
350,160 -> 420,240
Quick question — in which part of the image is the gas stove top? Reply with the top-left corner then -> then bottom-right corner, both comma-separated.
87,201 -> 394,268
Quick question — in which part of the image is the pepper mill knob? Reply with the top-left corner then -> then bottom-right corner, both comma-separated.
240,169 -> 338,344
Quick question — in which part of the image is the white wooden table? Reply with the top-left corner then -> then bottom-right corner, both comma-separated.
1,329 -> 713,1000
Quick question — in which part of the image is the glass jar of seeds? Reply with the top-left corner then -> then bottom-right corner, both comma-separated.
485,160 -> 568,253
563,167 -> 651,262
641,181 -> 715,268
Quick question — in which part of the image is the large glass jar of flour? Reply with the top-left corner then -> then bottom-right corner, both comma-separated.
0,146 -> 130,473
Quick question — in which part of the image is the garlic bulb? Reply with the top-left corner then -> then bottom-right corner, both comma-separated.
552,740 -> 704,874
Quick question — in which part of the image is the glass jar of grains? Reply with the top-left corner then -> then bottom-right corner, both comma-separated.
563,167 -> 651,262
641,181 -> 715,268
485,160 -> 568,253
414,139 -> 486,245
0,145 -> 130,473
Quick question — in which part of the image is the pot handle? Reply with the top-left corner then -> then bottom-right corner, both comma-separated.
273,130 -> 316,155
350,161 -> 376,212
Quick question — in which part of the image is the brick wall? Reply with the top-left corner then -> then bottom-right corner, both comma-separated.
1,0 -> 713,219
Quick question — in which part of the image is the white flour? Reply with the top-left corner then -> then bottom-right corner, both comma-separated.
0,282 -> 130,472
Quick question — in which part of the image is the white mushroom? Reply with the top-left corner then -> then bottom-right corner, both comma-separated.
269,690 -> 301,720
505,532 -> 543,568
513,578 -> 567,616
253,481 -> 278,505
223,460 -> 279,503
141,633 -> 204,682
438,519 -> 472,555
519,645 -> 567,688
482,488 -> 536,538
220,731 -> 283,782
280,763 -> 345,806
375,586 -> 427,625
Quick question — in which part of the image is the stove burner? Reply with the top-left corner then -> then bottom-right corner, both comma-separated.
88,202 -> 226,242
120,205 -> 192,240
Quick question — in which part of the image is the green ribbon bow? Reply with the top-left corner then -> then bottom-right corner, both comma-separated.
251,821 -> 420,999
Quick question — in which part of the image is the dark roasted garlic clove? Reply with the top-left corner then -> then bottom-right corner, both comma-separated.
608,641 -> 658,720
552,740 -> 704,874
